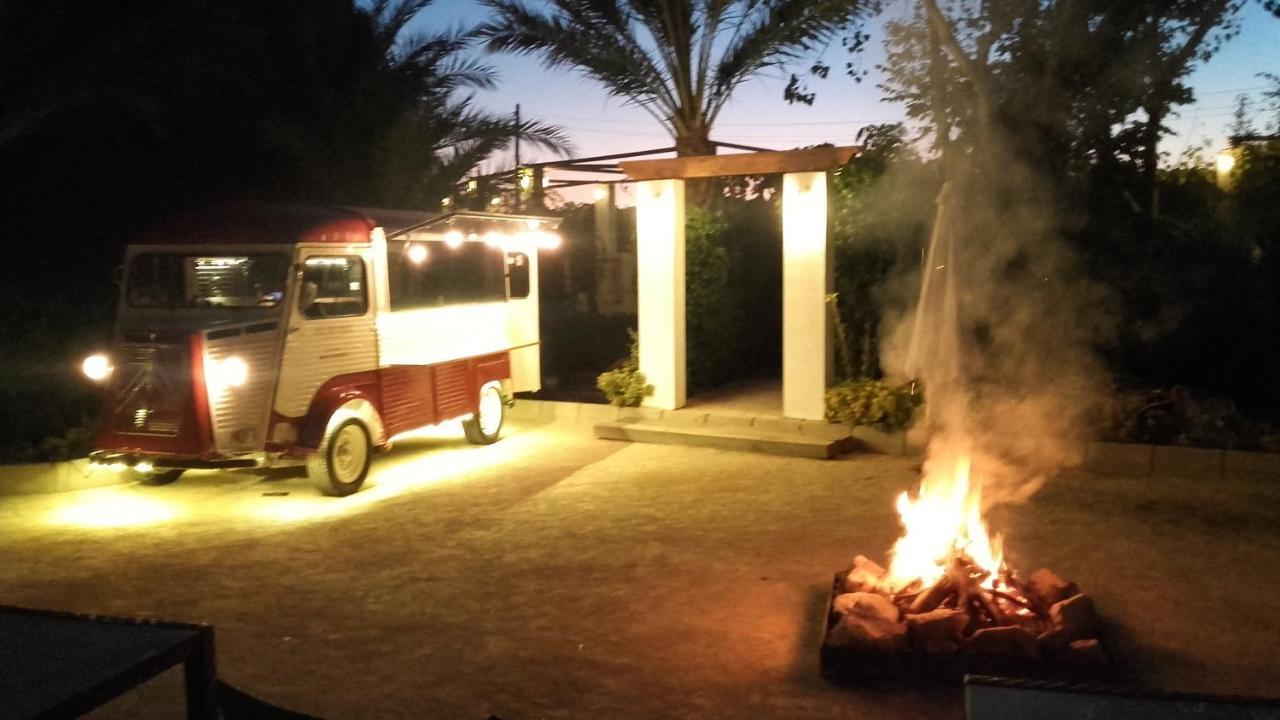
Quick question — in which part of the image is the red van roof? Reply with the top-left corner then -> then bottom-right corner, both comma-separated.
134,202 -> 378,246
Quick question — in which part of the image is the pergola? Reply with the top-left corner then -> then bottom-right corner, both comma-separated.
619,146 -> 858,420
452,143 -> 858,420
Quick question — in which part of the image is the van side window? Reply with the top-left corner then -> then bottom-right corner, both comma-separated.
300,256 -> 367,319
388,240 -> 506,310
506,252 -> 530,299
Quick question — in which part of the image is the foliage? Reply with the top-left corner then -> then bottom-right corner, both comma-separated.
824,379 -> 923,431
476,0 -> 878,157
828,124 -> 937,380
596,329 -> 653,407
1101,387 -> 1279,451
684,208 -> 740,393
0,0 -> 572,461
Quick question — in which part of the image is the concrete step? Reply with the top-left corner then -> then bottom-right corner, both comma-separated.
593,418 -> 855,460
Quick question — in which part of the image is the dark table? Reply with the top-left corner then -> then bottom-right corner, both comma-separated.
0,605 -> 216,720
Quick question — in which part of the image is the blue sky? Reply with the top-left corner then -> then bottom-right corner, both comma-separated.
412,0 -> 1280,170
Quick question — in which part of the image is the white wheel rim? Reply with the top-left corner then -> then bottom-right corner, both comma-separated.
331,424 -> 368,483
478,387 -> 503,436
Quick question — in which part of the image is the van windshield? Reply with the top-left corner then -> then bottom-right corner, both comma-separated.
127,253 -> 291,309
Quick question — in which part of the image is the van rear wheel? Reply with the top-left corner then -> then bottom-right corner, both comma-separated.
463,384 -> 505,445
308,418 -> 372,496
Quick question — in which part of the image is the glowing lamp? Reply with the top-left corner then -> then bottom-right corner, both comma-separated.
1215,150 -> 1236,175
537,232 -> 562,250
209,356 -> 249,394
135,460 -> 155,474
440,196 -> 453,208
407,243 -> 429,264
443,230 -> 464,248
81,353 -> 113,382
593,187 -> 608,201
490,196 -> 502,207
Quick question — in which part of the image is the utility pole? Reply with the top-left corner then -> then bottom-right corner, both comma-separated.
514,104 -> 521,212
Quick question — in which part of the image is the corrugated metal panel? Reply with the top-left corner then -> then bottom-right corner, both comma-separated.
434,360 -> 473,419
275,315 -> 378,417
380,365 -> 435,436
205,324 -> 282,454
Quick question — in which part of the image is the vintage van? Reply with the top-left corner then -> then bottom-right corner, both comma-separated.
82,203 -> 557,495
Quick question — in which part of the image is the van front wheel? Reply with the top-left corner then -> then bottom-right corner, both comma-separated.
308,418 -> 372,496
135,468 -> 184,486
463,384 -> 505,445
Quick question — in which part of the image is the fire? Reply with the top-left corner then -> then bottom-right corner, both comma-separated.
885,451 -> 1003,592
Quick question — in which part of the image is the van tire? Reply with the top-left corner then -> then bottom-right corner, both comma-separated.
308,418 -> 372,496
463,384 -> 505,445
135,468 -> 184,486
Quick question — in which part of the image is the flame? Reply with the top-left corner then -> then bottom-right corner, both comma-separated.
885,453 -> 1004,591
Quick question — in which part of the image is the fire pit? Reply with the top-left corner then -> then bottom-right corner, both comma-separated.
820,453 -> 1109,683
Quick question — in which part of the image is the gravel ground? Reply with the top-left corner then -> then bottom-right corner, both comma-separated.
1,421 -> 1278,719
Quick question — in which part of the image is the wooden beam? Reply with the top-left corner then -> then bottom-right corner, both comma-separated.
620,146 -> 858,181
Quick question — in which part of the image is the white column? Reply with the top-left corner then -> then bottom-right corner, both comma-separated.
635,179 -> 686,410
782,171 -> 831,420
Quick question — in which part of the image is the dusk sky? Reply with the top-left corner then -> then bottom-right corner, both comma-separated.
413,0 -> 1280,186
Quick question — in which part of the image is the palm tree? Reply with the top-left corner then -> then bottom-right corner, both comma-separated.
476,0 -> 878,157
327,0 -> 574,206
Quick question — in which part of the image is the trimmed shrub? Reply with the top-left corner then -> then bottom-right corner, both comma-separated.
825,379 -> 923,431
596,329 -> 654,407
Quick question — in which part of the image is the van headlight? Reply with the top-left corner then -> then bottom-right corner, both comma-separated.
81,353 -> 113,382
209,356 -> 249,393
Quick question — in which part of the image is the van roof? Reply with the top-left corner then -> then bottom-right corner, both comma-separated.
134,203 -> 558,246
135,202 -> 377,246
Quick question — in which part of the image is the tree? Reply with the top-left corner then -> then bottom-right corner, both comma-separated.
1229,92 -> 1257,138
1261,72 -> 1280,132
475,0 -> 878,158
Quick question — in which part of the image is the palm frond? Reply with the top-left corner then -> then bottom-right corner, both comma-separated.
476,0 -> 681,118
711,0 -> 872,119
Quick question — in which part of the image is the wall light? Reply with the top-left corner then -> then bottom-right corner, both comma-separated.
443,231 -> 464,249
407,243 -> 429,264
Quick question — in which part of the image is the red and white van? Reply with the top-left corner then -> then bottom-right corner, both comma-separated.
82,203 -> 557,495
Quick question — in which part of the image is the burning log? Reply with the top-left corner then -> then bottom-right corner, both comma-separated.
908,576 -> 953,614
828,592 -> 907,652
819,450 -> 1108,683
906,608 -> 968,653
843,555 -> 890,594
967,626 -> 1040,658
1027,568 -> 1079,607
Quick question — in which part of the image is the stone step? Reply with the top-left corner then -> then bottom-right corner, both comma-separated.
593,418 -> 856,460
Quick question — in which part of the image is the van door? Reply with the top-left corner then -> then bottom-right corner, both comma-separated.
505,249 -> 541,392
274,250 -> 379,430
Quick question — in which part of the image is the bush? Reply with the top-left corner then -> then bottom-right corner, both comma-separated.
685,208 -> 739,393
1100,386 -> 1276,451
824,379 -> 923,431
596,329 -> 653,407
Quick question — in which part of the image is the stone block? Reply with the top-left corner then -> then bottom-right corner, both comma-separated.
849,426 -> 907,455
750,416 -> 803,435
